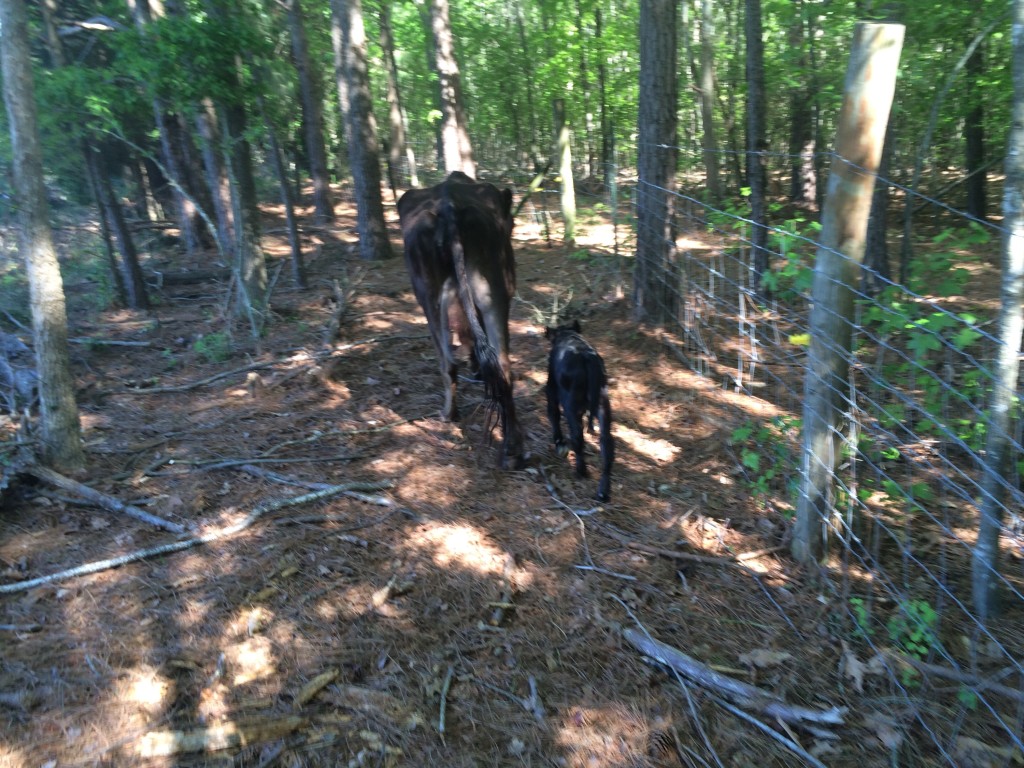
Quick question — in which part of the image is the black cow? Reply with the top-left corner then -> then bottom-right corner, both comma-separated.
397,172 -> 525,469
545,320 -> 614,501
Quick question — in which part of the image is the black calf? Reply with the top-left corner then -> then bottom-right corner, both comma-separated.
545,320 -> 614,501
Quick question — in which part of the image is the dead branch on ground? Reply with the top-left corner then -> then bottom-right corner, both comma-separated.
136,716 -> 306,758
25,465 -> 185,533
0,480 -> 392,594
622,627 -> 846,728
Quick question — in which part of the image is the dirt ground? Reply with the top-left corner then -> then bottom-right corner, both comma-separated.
0,184 -> 990,767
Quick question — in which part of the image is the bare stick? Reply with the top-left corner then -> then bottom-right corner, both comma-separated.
0,482 -> 374,594
26,465 -> 185,533
137,716 -> 306,758
116,360 -> 281,394
708,694 -> 829,768
622,628 -> 846,727
69,338 -> 152,347
437,665 -> 454,742
884,651 -> 1024,705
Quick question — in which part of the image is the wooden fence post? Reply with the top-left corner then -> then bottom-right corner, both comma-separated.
793,22 -> 905,564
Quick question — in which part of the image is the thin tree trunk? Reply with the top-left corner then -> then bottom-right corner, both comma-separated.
864,119 -> 895,296
787,0 -> 815,206
698,0 -> 721,203
972,0 -> 1024,621
745,0 -> 769,295
635,0 -> 679,324
575,0 -> 595,179
288,0 -> 334,223
87,147 -> 150,309
596,6 -> 611,188
0,0 -> 84,470
194,98 -> 234,258
965,17 -> 987,220
429,0 -> 475,177
554,98 -> 576,246
379,1 -> 418,193
82,144 -> 128,307
517,1 -> 541,166
254,87 -> 306,288
333,0 -> 393,261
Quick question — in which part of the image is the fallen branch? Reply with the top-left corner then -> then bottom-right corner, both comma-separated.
622,628 -> 846,728
437,665 -> 454,742
117,360 -> 281,394
137,716 -> 306,758
0,482 -> 382,594
884,651 -> 1024,705
25,465 -> 185,533
597,522 -> 774,573
69,337 -> 152,347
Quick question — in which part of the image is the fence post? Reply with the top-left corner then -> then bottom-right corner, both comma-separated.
793,22 -> 904,564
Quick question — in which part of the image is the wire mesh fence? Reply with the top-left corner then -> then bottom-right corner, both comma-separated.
399,132 -> 1024,758
625,142 -> 1024,763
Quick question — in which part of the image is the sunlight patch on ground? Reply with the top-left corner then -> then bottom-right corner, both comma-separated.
118,666 -> 171,716
222,636 -> 276,686
0,745 -> 29,767
411,523 -> 508,576
554,704 -> 654,768
614,424 -> 680,463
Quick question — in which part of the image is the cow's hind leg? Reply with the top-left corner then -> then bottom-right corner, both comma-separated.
546,377 -> 568,457
562,393 -> 588,478
437,281 -> 463,421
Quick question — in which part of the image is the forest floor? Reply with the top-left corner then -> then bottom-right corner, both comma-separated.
0,182 -> 1007,768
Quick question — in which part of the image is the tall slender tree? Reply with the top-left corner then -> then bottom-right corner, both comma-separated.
288,0 -> 335,223
745,0 -> 769,293
0,0 -> 84,471
973,0 -> 1024,621
634,0 -> 679,324
429,0 -> 475,177
333,0 -> 393,260
698,0 -> 721,202
379,0 -> 419,192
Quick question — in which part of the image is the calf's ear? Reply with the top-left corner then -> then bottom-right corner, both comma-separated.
545,326 -> 554,340
572,319 -> 581,333
501,188 -> 513,218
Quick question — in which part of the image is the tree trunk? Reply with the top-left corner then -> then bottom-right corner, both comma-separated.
787,1 -> 815,206
595,6 -> 612,188
972,0 -> 1024,621
87,147 -> 150,309
794,23 -> 904,564
254,88 -> 306,289
965,19 -> 987,220
634,0 -> 679,324
194,98 -> 235,258
379,1 -> 418,194
127,0 -> 202,255
429,0 -> 475,177
745,0 -> 769,295
516,1 -> 542,166
554,98 -> 576,246
333,0 -> 394,261
288,0 -> 334,223
698,0 -> 721,203
82,144 -> 128,307
574,0 -> 595,179
864,119 -> 895,296
0,0 -> 84,471
223,97 -> 269,324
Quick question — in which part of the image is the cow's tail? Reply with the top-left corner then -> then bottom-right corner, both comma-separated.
438,189 -> 510,412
